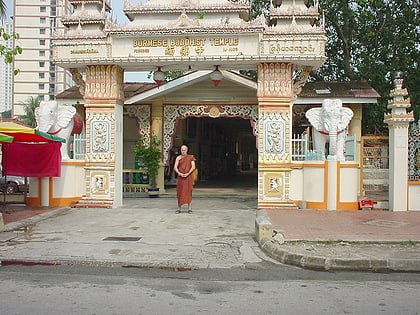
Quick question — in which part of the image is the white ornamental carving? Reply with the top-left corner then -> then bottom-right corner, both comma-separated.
163,104 -> 258,164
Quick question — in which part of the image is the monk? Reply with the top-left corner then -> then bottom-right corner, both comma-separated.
174,145 -> 196,214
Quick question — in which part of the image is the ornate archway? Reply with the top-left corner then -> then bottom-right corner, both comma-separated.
52,0 -> 326,208
163,104 -> 258,165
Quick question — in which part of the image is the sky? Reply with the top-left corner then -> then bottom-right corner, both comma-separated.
4,0 -> 151,82
4,0 -> 140,23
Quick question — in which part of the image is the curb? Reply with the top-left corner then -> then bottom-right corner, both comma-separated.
255,211 -> 420,273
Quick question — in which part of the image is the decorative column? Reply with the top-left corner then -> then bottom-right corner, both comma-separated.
79,65 -> 125,208
257,63 -> 297,209
151,98 -> 165,192
384,71 -> 414,211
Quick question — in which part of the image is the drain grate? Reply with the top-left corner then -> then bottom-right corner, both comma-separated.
103,236 -> 142,242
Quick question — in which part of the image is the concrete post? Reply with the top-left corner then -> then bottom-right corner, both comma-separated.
384,72 -> 414,211
327,160 -> 337,210
41,177 -> 49,206
151,98 -> 165,192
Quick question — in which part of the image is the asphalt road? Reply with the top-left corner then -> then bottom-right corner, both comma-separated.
1,264 -> 419,314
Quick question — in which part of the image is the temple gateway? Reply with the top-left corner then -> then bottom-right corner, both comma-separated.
45,0 -> 328,209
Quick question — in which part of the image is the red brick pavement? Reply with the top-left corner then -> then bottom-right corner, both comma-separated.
266,209 -> 420,242
1,205 -> 60,225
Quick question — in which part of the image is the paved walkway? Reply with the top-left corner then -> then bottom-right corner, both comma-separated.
1,188 -> 420,272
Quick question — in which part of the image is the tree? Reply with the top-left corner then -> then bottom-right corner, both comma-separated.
315,0 -> 419,134
1,109 -> 11,118
0,1 -> 22,74
19,96 -> 39,127
134,134 -> 162,189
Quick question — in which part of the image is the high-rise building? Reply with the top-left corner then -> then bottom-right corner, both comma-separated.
12,0 -> 73,117
0,22 -> 14,113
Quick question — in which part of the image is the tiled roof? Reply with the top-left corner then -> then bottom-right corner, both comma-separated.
56,83 -> 156,99
56,80 -> 380,100
300,81 -> 380,98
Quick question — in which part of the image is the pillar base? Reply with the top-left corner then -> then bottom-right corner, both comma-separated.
74,199 -> 114,208
258,200 -> 298,210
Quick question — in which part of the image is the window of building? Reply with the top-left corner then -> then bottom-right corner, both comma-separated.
39,61 -> 45,67
39,84 -> 45,90
40,29 -> 46,35
39,51 -> 45,57
39,73 -> 45,79
40,17 -> 46,24
40,7 -> 46,13
40,39 -> 46,46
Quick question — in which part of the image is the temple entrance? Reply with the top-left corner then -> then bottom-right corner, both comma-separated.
166,116 -> 257,193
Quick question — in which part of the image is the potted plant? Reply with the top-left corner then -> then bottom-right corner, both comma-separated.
134,134 -> 162,197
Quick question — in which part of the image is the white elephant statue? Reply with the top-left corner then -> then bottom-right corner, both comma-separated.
35,100 -> 82,161
305,99 -> 353,161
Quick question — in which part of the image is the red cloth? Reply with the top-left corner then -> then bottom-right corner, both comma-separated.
176,154 -> 196,207
2,142 -> 62,177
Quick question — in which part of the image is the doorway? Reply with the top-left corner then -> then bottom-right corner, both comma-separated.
166,116 -> 257,193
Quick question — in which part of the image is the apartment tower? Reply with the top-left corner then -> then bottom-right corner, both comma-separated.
12,0 -> 72,117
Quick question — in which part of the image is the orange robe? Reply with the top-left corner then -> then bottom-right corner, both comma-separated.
177,154 -> 196,207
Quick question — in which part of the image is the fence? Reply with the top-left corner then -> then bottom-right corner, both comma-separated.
72,133 -> 86,160
360,136 -> 389,196
291,133 -> 307,161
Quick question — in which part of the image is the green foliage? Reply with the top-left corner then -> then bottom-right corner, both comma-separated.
147,70 -> 185,84
134,134 -> 162,188
18,96 -> 40,128
1,109 -> 11,118
197,10 -> 205,20
0,27 -> 22,73
315,0 -> 419,134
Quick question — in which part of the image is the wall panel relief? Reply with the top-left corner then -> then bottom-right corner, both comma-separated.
163,104 -> 258,165
264,172 -> 285,200
86,111 -> 115,162
259,111 -> 290,163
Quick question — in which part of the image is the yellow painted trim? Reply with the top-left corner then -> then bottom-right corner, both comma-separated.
303,163 -> 326,168
62,160 -> 85,166
336,161 -> 341,209
306,201 -> 327,210
26,196 -> 41,206
336,201 -> 359,210
324,161 -> 328,207
408,181 -> 420,185
340,162 -> 359,168
49,177 -> 82,207
50,197 -> 82,207
49,177 -> 53,201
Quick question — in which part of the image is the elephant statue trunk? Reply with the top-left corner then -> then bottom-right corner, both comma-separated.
35,100 -> 83,161
305,99 -> 353,161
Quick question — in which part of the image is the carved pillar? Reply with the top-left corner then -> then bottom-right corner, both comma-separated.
257,63 -> 297,209
384,72 -> 414,212
80,65 -> 125,208
151,98 -> 165,192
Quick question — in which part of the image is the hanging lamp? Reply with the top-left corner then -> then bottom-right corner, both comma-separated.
153,67 -> 165,87
210,66 -> 222,87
